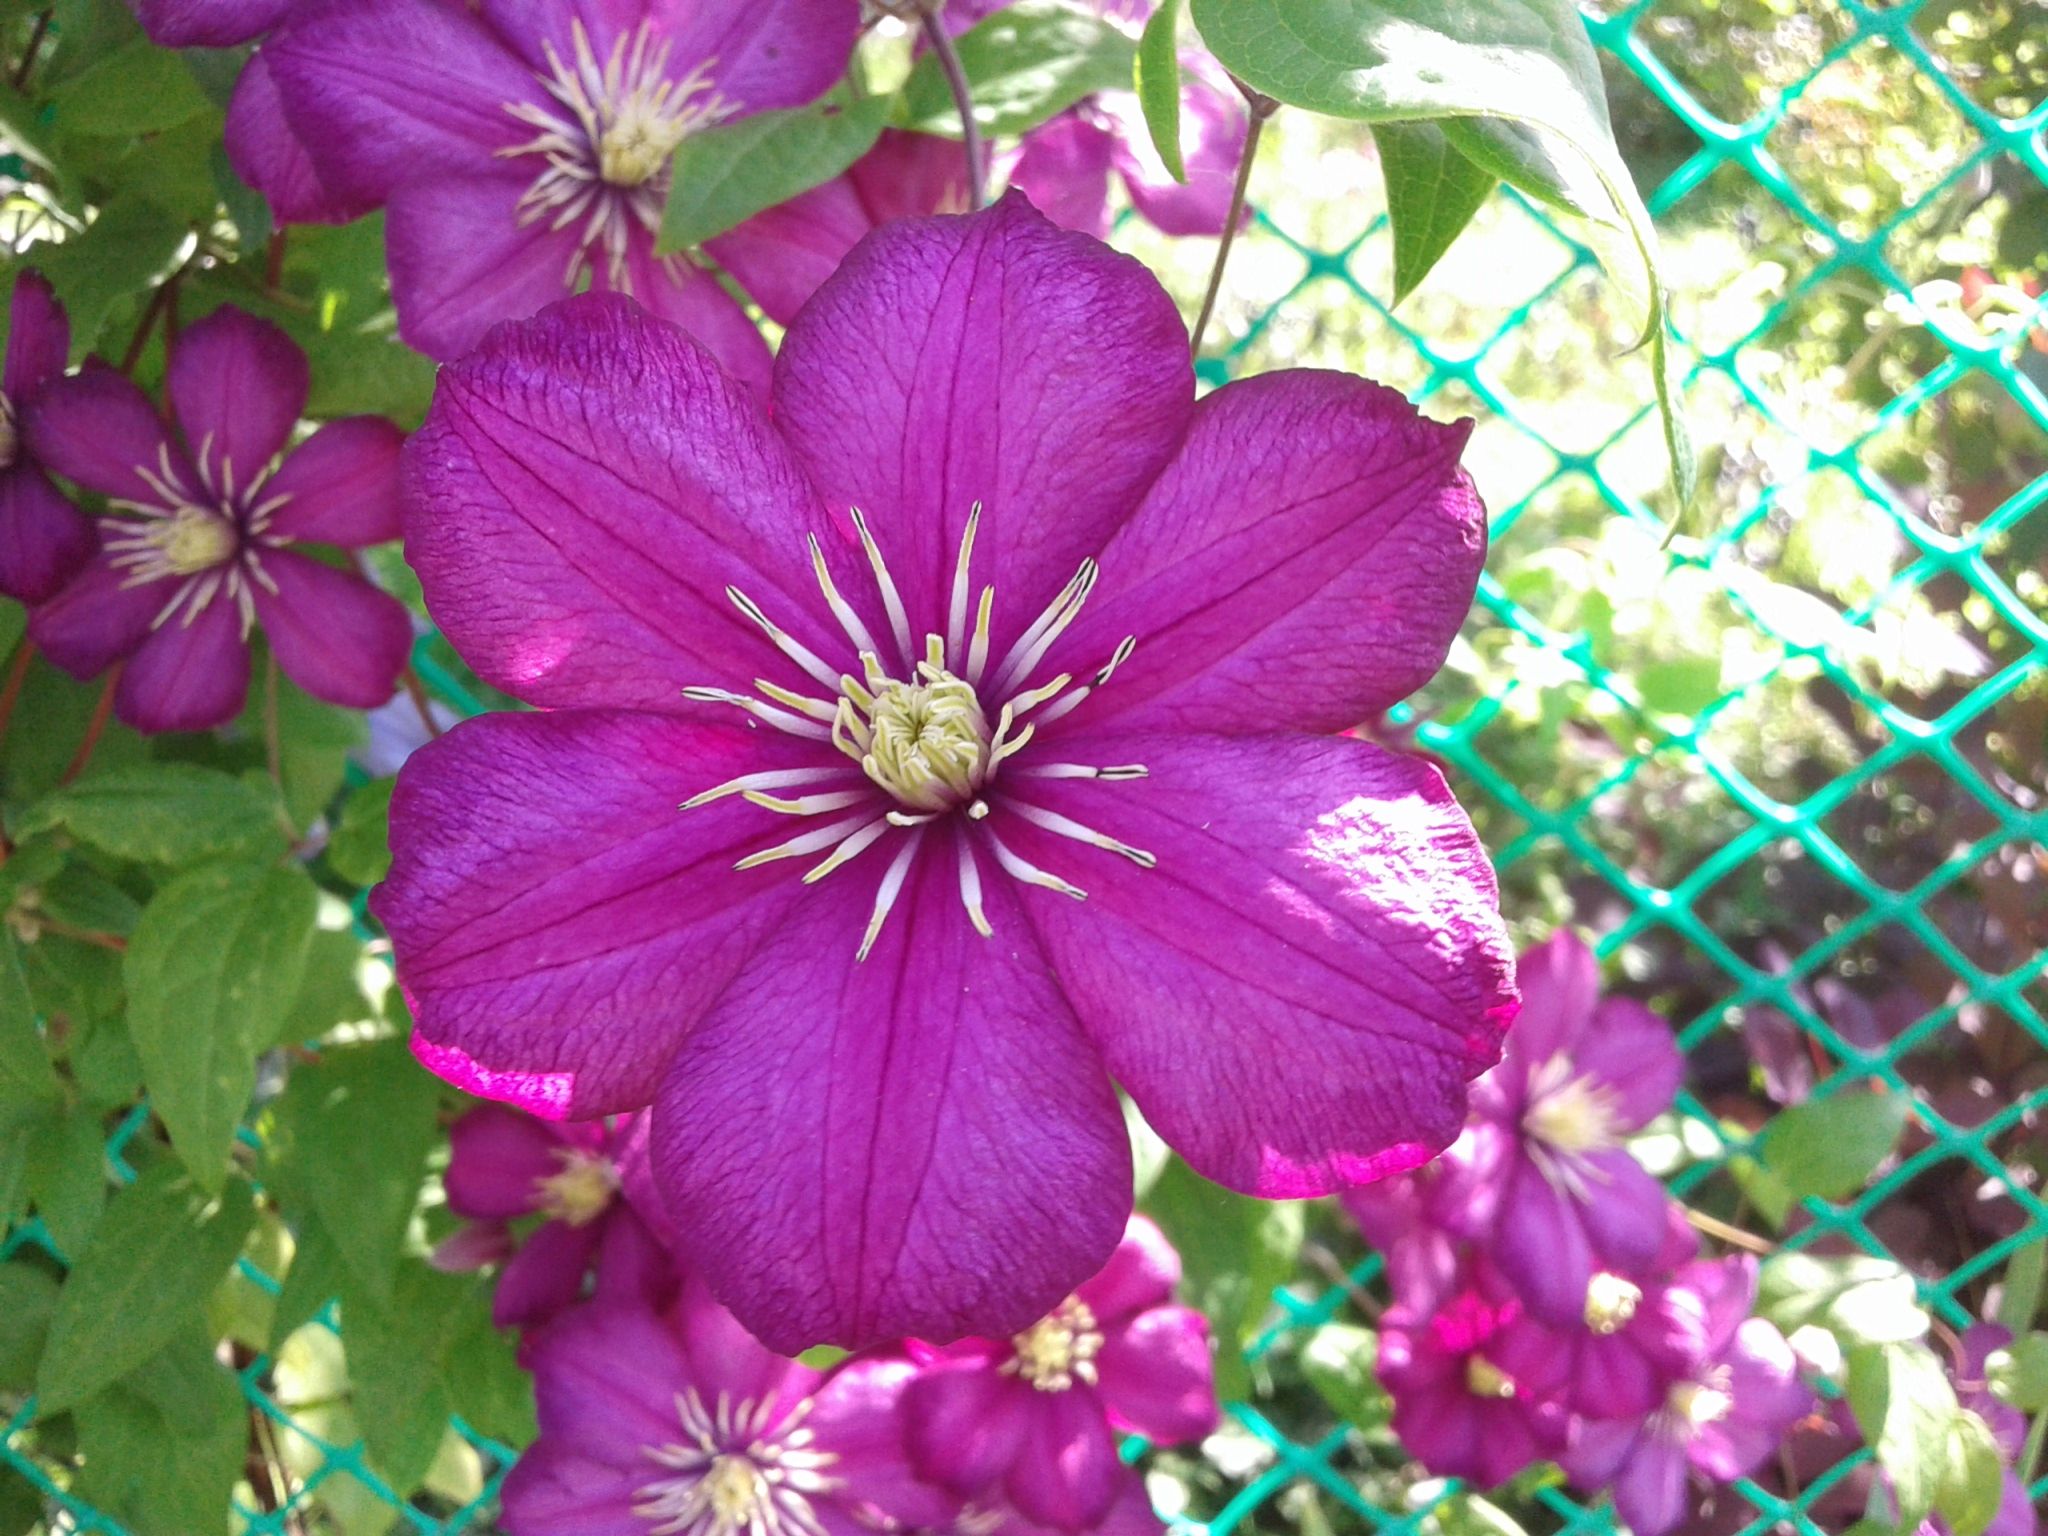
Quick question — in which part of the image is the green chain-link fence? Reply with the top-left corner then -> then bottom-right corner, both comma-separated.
5,0 -> 2045,1527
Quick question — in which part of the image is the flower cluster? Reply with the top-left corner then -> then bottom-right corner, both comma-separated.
4,279 -> 409,734
1352,931 -> 1816,1535
441,1102 -> 1217,1536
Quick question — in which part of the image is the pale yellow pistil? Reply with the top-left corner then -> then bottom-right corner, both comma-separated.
142,505 -> 239,577
599,118 -> 681,186
534,1148 -> 618,1226
1669,1378 -> 1732,1428
1584,1272 -> 1643,1335
1524,1055 -> 1625,1157
1006,1298 -> 1103,1392
842,658 -> 993,813
1465,1356 -> 1517,1399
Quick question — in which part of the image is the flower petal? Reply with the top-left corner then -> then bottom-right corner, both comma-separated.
1104,67 -> 1248,237
264,0 -> 531,207
5,269 -> 69,400
404,293 -> 841,710
115,593 -> 251,733
127,0 -> 290,47
383,172 -> 582,364
372,709 -> 821,1118
526,1301 -> 694,1462
262,417 -> 405,546
1498,929 -> 1601,1070
249,548 -> 410,709
0,467 -> 93,605
28,554 -> 165,679
1007,113 -> 1118,239
26,362 -> 188,506
806,1356 -> 951,1527
1578,1148 -> 1678,1280
1487,1156 -> 1595,1328
640,0 -> 858,113
226,53 -> 373,226
671,1272 -> 820,1410
1006,730 -> 1515,1197
650,836 -> 1133,1352
1096,1305 -> 1218,1444
1610,1430 -> 1691,1536
497,1442 -> 646,1536
598,243 -> 772,402
902,1362 -> 1033,1497
167,308 -> 307,488
1075,1215 -> 1179,1323
773,193 -> 1193,660
493,1217 -> 601,1329
1576,996 -> 1684,1129
1057,370 -> 1484,736
444,1104 -> 567,1218
1004,1386 -> 1123,1531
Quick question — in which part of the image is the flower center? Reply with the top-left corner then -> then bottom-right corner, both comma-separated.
0,392 -> 18,471
1524,1054 -> 1624,1158
1668,1377 -> 1732,1429
1464,1356 -> 1517,1399
100,439 -> 291,635
1584,1272 -> 1642,1335
1005,1298 -> 1103,1392
840,653 -> 992,812
534,1148 -> 617,1226
637,1389 -> 839,1536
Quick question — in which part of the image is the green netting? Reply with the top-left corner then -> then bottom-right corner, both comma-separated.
5,0 -> 2045,1528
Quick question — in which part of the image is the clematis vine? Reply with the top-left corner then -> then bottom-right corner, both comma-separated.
0,271 -> 91,605
502,1276 -> 937,1536
27,306 -> 410,734
264,0 -> 857,375
901,1217 -> 1217,1531
377,195 -> 1515,1352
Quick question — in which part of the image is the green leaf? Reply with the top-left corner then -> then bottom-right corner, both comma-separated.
1845,1341 -> 1959,1530
1996,1238 -> 2043,1334
35,1164 -> 254,1414
270,1217 -> 345,1345
1987,1333 -> 2048,1412
1372,122 -> 1496,303
1135,0 -> 1187,182
1300,1321 -> 1384,1429
21,1105 -> 106,1257
0,935 -> 60,1108
445,1290 -> 538,1446
263,1037 -> 441,1308
0,1263 -> 60,1394
658,91 -> 892,251
1185,0 -> 1695,518
73,1334 -> 245,1536
1756,1088 -> 1909,1203
1936,1408 -> 2006,1536
1757,1253 -> 1930,1348
344,1264 -> 475,1494
327,776 -> 396,886
260,675 -> 366,832
284,923 -> 381,1041
126,861 -> 318,1187
1141,1156 -> 1302,1401
35,193 -> 186,352
900,0 -> 1139,138
17,762 -> 284,868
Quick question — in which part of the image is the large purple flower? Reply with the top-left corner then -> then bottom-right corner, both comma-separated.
26,307 -> 410,734
264,0 -> 856,375
1432,930 -> 1685,1326
375,196 -> 1515,1351
901,1217 -> 1217,1531
502,1278 -> 936,1536
0,271 -> 91,605
1564,1258 -> 1812,1536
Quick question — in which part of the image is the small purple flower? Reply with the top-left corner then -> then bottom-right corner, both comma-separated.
1564,1257 -> 1812,1536
264,0 -> 857,373
0,271 -> 92,605
900,1217 -> 1217,1531
1377,1280 -> 1571,1486
434,1104 -> 675,1331
26,307 -> 410,734
1433,930 -> 1685,1326
501,1278 -> 936,1536
373,196 -> 1516,1350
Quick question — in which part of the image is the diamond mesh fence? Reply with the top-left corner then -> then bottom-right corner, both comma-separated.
3,0 -> 2045,1528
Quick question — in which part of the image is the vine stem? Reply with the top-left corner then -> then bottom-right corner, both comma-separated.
1190,78 -> 1277,359
58,668 -> 120,786
119,269 -> 184,376
0,640 -> 35,743
917,0 -> 986,210
10,10 -> 50,93
400,665 -> 444,741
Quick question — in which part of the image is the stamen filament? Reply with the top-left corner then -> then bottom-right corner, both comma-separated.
946,502 -> 982,671
742,789 -> 873,816
727,586 -> 842,691
856,831 -> 925,961
681,686 -> 832,741
957,837 -> 993,938
983,828 -> 1087,900
801,816 -> 891,883
850,508 -> 914,667
733,810 -> 876,869
754,679 -> 840,723
1019,763 -> 1150,780
1005,801 -> 1157,868
807,533 -> 885,660
992,560 -> 1096,696
681,766 -> 852,809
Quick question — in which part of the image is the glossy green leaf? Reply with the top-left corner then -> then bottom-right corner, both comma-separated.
1136,0 -> 1188,181
344,1264 -> 476,1494
1757,1252 -> 1929,1347
125,861 -> 318,1188
900,0 -> 1138,138
1996,1238 -> 2043,1334
1372,121 -> 1496,303
1937,1408 -> 2006,1536
35,193 -> 186,352
1756,1088 -> 1909,1202
658,91 -> 893,251
35,1165 -> 254,1415
17,762 -> 284,868
1987,1332 -> 2048,1411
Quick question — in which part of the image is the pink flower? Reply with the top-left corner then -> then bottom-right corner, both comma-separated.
264,0 -> 857,372
26,307 -> 410,734
374,195 -> 1515,1351
0,271 -> 91,605
900,1217 -> 1217,1531
501,1277 -> 936,1535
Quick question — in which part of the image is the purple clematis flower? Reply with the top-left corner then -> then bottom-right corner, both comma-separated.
1432,930 -> 1685,1327
26,306 -> 410,734
900,1217 -> 1217,1531
710,129 -> 970,327
374,195 -> 1516,1351
1378,1279 -> 1571,1486
264,0 -> 857,375
434,1104 -> 674,1331
502,1277 -> 936,1536
1565,1257 -> 1812,1536
0,271 -> 92,605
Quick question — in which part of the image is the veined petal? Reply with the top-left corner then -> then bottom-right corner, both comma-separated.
492,1217 -> 601,1329
25,362 -> 188,506
226,53 -> 374,227
1008,731 -> 1516,1198
902,1364 -> 1032,1498
1056,370 -> 1485,737
1096,1305 -> 1219,1444
1576,996 -> 1684,1130
774,192 -> 1192,662
497,1442 -> 645,1536
403,293 -> 840,710
249,549 -> 411,710
116,594 -> 251,734
1499,928 -> 1601,1070
1075,1215 -> 1179,1324
262,417 -> 405,546
525,1301 -> 695,1464
1488,1155 -> 1596,1328
638,0 -> 857,113
372,709 -> 828,1118
166,307 -> 308,483
1008,113 -> 1118,240
1005,1387 -> 1123,1530
5,269 -> 68,401
126,0 -> 290,47
28,554 -> 164,680
651,838 -> 1132,1353
601,243 -> 772,403
1104,65 -> 1248,238
384,173 -> 582,364
0,467 -> 93,605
